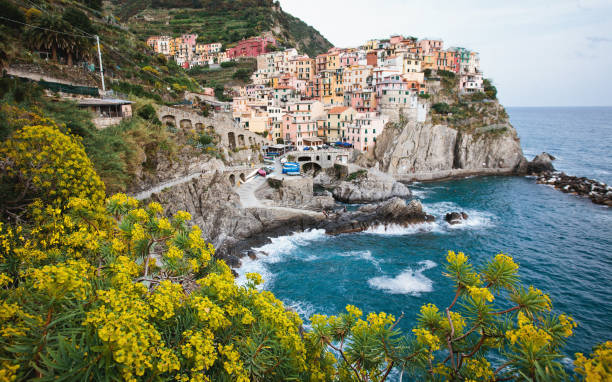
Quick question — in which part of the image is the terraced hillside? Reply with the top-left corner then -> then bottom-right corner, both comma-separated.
113,0 -> 333,57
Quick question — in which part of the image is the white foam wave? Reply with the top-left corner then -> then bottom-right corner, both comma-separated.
423,201 -> 496,230
368,260 -> 437,295
409,188 -> 428,198
235,229 -> 327,287
365,222 -> 442,235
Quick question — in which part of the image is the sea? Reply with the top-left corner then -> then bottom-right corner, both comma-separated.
236,107 -> 612,365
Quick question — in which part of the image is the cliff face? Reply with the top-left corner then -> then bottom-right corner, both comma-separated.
371,118 -> 526,181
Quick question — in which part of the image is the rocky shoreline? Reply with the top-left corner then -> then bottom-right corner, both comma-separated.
534,172 -> 612,207
527,153 -> 611,207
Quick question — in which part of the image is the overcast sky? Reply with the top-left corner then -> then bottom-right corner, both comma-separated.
279,0 -> 612,107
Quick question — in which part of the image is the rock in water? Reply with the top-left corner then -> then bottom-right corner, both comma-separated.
445,211 -> 468,225
527,152 -> 556,174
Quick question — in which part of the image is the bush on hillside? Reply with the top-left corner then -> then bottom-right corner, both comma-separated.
62,7 -> 97,35
484,78 -> 498,99
220,61 -> 237,68
438,69 -> 456,78
136,104 -> 161,124
432,102 -> 451,114
232,68 -> 251,82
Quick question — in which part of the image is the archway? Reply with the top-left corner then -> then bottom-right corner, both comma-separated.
229,174 -> 236,186
239,173 -> 246,182
228,132 -> 236,149
237,134 -> 245,147
248,137 -> 254,146
195,122 -> 203,131
302,162 -> 322,175
180,119 -> 192,129
162,115 -> 176,127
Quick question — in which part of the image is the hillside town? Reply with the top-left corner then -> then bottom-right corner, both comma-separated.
145,33 -> 484,152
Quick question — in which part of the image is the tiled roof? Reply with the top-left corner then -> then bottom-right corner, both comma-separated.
328,106 -> 349,114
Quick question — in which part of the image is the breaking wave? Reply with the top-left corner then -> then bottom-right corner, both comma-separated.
368,260 -> 437,295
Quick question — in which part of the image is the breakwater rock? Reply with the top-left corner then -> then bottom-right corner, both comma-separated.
527,152 -> 611,207
535,172 -> 612,207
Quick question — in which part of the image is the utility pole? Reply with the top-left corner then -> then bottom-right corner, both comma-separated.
95,35 -> 106,93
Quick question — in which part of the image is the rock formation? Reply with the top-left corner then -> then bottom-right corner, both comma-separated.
367,117 -> 527,181
527,152 -> 556,174
315,167 -> 412,204
445,212 -> 469,225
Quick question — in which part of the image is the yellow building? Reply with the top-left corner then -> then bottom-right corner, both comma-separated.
324,106 -> 356,143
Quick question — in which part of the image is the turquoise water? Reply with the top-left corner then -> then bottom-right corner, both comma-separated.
236,107 -> 612,361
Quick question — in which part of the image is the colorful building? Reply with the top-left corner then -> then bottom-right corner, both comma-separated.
227,36 -> 277,58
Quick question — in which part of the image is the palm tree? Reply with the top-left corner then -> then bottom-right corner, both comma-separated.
26,15 -> 89,65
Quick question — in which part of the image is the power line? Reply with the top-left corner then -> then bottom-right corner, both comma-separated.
0,16 -> 94,38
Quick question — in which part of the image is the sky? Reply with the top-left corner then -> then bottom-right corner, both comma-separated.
279,0 -> 612,107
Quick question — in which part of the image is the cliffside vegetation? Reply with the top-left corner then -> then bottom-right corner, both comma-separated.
0,111 -> 610,381
425,70 -> 507,132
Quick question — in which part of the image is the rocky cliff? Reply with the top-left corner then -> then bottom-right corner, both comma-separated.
367,116 -> 527,181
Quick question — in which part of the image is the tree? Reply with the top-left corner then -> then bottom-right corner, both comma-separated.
483,78 -> 498,100
26,15 -> 91,65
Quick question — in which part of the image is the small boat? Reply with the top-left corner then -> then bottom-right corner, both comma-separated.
257,169 -> 267,177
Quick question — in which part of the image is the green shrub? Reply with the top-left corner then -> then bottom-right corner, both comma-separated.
198,133 -> 213,146
418,93 -> 431,99
432,102 -> 451,114
484,78 -> 497,99
232,68 -> 251,82
469,92 -> 487,102
220,61 -> 237,68
136,104 -> 160,124
62,7 -> 96,34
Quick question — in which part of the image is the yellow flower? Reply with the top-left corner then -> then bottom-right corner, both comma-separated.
467,286 -> 494,303
447,250 -> 468,266
413,328 -> 441,353
574,341 -> 612,381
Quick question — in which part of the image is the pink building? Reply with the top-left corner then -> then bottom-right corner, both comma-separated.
417,39 -> 443,55
181,34 -> 198,48
347,89 -> 377,113
227,36 -> 277,58
345,113 -> 388,152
